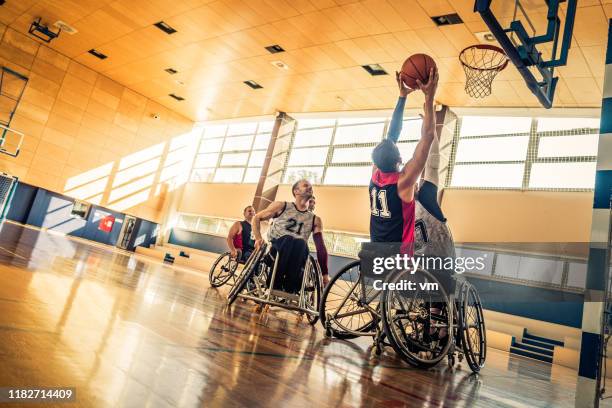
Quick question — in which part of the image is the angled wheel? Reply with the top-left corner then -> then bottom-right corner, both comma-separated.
319,260 -> 378,339
209,252 -> 239,287
227,245 -> 265,306
381,268 -> 452,368
305,256 -> 322,325
459,282 -> 486,373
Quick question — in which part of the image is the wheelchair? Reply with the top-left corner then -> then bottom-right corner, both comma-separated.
209,250 -> 253,288
320,261 -> 487,373
227,241 -> 323,325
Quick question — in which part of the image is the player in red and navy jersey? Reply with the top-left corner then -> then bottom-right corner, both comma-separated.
369,67 -> 439,251
226,206 -> 256,262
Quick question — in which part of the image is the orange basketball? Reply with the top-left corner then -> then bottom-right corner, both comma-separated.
400,54 -> 436,90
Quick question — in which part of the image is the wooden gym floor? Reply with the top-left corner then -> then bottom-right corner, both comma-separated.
0,221 -> 607,408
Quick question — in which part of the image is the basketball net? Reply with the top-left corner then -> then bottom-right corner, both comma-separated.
459,45 -> 509,98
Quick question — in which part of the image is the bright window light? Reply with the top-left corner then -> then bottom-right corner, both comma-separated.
398,119 -> 423,141
451,164 -> 525,188
460,116 -> 531,137
194,153 -> 219,168
220,152 -> 249,166
214,168 -> 244,183
455,136 -> 529,162
284,167 -> 324,184
337,117 -> 386,125
258,121 -> 275,133
199,138 -> 223,153
529,162 -> 596,189
253,133 -> 271,149
248,150 -> 266,167
398,142 -> 417,163
203,125 -> 226,138
538,134 -> 598,158
288,147 -> 329,166
222,135 -> 253,151
334,123 -> 385,145
536,117 -> 599,132
244,167 -> 262,183
294,128 -> 334,147
226,122 -> 257,136
190,168 -> 215,182
297,118 -> 336,129
324,166 -> 371,185
332,146 -> 373,163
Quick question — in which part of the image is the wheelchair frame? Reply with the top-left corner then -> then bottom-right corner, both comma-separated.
228,243 -> 322,323
320,262 -> 487,372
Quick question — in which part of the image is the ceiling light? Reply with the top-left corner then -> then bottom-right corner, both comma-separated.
88,49 -> 107,59
154,21 -> 177,34
244,80 -> 263,89
431,13 -> 463,26
270,60 -> 289,70
165,68 -> 178,74
265,44 -> 285,54
362,64 -> 388,76
169,93 -> 184,101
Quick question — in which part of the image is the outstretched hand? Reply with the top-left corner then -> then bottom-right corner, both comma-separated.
416,67 -> 439,101
395,71 -> 417,98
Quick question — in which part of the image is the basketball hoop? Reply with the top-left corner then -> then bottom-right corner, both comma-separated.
459,44 -> 509,98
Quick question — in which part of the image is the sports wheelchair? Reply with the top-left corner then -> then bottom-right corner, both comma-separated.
227,241 -> 323,325
209,250 -> 253,288
320,261 -> 487,373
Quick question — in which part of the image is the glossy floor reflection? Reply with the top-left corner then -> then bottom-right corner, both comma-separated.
0,222 -> 602,407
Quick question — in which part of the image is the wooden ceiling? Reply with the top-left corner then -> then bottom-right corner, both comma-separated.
1,0 -> 610,121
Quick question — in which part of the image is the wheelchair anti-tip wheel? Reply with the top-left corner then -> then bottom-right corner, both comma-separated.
209,252 -> 239,288
459,282 -> 487,373
381,268 -> 453,368
319,260 -> 379,339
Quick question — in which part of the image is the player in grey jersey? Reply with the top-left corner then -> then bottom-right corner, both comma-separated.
252,179 -> 330,285
414,120 -> 455,261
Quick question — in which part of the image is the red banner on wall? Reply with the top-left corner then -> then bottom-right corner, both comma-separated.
98,215 -> 115,232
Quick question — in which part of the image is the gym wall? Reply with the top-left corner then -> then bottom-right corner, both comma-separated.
178,182 -> 593,242
0,26 -> 195,224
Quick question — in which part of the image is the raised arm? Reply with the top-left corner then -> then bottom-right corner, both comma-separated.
398,67 -> 439,203
386,72 -> 410,143
252,201 -> 285,248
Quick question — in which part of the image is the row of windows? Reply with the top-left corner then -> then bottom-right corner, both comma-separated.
175,213 -> 589,291
190,114 -> 600,190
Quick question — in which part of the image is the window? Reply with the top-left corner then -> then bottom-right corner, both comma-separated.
451,164 -> 524,188
529,162 -> 596,189
288,147 -> 329,166
460,116 -> 531,137
324,166 -> 372,186
284,167 -> 324,184
455,136 -> 530,162
293,128 -> 333,147
332,146 -> 373,163
191,120 -> 271,183
333,123 -> 385,145
537,134 -> 598,158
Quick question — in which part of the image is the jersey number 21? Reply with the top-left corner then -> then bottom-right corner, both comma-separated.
370,188 -> 391,218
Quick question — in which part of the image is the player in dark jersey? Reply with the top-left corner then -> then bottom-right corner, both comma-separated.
369,67 -> 439,251
226,206 -> 256,262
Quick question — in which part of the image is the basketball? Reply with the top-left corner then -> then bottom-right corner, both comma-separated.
400,53 -> 436,89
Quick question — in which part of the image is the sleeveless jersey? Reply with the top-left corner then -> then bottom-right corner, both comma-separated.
414,200 -> 455,258
233,220 -> 255,251
268,202 -> 315,242
369,169 -> 415,245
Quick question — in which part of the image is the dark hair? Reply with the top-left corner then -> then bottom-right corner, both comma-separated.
372,139 -> 401,173
243,205 -> 254,214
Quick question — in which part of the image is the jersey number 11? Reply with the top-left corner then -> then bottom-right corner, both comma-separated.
370,188 -> 391,218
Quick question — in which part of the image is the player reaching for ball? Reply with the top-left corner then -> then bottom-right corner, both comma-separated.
369,64 -> 439,252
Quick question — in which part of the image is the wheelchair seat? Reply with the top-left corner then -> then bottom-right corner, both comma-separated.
266,235 -> 310,294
